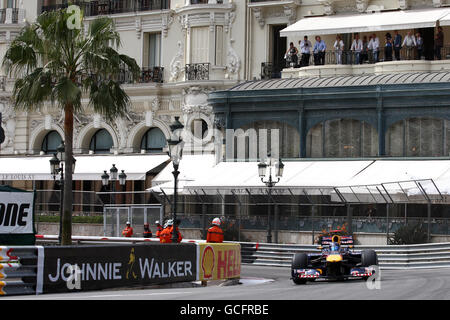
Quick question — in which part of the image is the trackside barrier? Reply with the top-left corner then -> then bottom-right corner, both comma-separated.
1,238 -> 241,296
240,242 -> 450,269
0,246 -> 43,296
35,235 -> 450,269
40,243 -> 198,294
197,243 -> 241,281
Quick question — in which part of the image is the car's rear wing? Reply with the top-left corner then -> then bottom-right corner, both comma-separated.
322,235 -> 354,246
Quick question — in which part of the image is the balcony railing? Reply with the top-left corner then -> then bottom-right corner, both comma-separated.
0,8 -> 21,24
41,0 -> 169,17
284,46 -> 450,68
119,66 -> 164,84
190,0 -> 224,4
185,63 -> 210,81
0,9 -> 6,23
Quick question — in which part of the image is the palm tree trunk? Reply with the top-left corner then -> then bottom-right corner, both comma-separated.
62,103 -> 74,245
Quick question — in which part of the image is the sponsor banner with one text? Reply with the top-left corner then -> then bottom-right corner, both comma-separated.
0,189 -> 34,235
197,243 -> 241,281
41,243 -> 197,293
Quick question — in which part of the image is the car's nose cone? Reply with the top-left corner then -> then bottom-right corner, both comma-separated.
326,254 -> 343,262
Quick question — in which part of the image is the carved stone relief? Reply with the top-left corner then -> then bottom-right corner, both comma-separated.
0,101 -> 16,151
181,87 -> 214,115
225,39 -> 240,80
161,13 -> 174,38
170,41 -> 185,82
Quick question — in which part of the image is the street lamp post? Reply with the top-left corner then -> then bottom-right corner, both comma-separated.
258,154 -> 284,243
49,141 -> 76,245
102,165 -> 127,234
167,116 -> 185,244
119,170 -> 127,204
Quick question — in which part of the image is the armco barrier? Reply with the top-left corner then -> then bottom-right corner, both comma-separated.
35,235 -> 450,269
0,246 -> 43,296
240,242 -> 450,269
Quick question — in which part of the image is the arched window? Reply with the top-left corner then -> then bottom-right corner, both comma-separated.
306,119 -> 378,158
239,120 -> 300,159
41,131 -> 62,154
140,127 -> 166,153
89,129 -> 113,154
386,118 -> 449,157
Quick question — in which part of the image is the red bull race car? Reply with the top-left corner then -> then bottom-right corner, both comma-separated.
291,234 -> 378,284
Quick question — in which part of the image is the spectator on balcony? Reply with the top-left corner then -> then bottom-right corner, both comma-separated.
368,33 -> 380,63
393,30 -> 402,60
402,31 -> 417,60
361,35 -> 369,64
434,26 -> 444,60
384,33 -> 393,61
285,42 -> 299,68
416,32 -> 424,60
333,35 -> 344,64
313,36 -> 326,65
350,33 -> 363,64
299,36 -> 312,67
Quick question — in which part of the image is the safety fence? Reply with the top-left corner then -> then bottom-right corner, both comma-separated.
0,240 -> 240,296
175,214 -> 450,236
240,242 -> 450,269
103,205 -> 163,237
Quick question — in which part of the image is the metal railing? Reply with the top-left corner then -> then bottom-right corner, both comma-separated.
174,214 -> 450,236
32,235 -> 450,270
240,241 -> 450,269
0,8 -> 19,24
119,66 -> 164,84
41,0 -> 169,16
286,46 -> 450,68
0,9 -> 5,23
0,246 -> 41,296
190,0 -> 224,3
185,63 -> 210,81
34,189 -> 105,216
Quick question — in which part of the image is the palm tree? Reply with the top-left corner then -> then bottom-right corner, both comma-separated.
2,8 -> 140,245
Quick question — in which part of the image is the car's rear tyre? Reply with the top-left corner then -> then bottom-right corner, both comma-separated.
292,253 -> 308,268
361,249 -> 378,267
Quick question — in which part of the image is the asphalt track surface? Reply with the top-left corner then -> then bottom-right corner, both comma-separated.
10,265 -> 450,300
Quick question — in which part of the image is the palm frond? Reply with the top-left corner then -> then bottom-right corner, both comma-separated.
12,68 -> 53,110
6,9 -> 137,122
89,79 -> 129,121
2,25 -> 42,77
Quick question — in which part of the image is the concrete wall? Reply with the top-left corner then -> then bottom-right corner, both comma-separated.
36,222 -> 450,245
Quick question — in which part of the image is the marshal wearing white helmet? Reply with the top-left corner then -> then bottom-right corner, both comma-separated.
207,217 -> 224,243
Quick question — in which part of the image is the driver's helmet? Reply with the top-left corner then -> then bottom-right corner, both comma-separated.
330,242 -> 340,251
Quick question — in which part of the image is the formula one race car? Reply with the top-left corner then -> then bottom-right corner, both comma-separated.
291,234 -> 378,284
